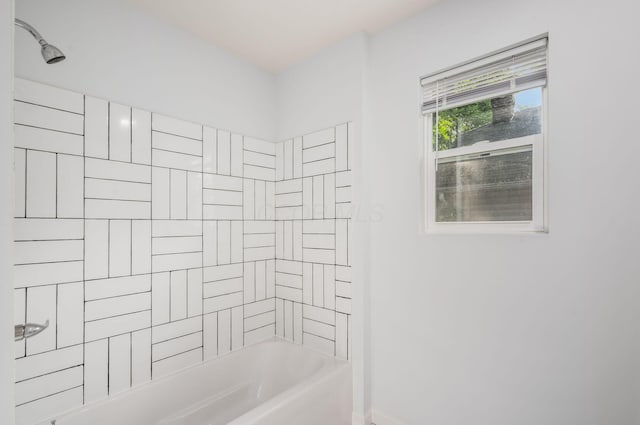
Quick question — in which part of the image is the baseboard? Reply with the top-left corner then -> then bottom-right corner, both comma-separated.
371,409 -> 406,425
352,410 -> 372,425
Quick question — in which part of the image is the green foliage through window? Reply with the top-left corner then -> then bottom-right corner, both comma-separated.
432,100 -> 493,150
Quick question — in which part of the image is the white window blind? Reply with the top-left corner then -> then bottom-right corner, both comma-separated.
421,37 -> 548,114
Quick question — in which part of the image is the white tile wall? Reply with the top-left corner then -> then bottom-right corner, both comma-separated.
12,79 -> 354,425
274,124 -> 353,360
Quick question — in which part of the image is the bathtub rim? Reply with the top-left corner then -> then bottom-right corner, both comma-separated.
36,336 -> 350,425
227,345 -> 351,424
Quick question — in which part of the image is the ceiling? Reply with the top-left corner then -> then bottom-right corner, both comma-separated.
127,0 -> 440,72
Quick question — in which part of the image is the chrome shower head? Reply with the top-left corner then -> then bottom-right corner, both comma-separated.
41,43 -> 66,64
15,18 -> 66,64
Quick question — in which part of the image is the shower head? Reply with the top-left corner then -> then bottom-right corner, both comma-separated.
41,43 -> 66,64
15,18 -> 66,64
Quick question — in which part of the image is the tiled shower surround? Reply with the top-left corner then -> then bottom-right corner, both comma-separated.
12,78 -> 353,425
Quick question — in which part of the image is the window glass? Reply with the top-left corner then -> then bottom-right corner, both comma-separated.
435,148 -> 533,222
432,87 -> 542,151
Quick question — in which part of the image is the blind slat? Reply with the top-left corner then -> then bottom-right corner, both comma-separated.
421,38 -> 548,114
424,51 -> 547,94
425,56 -> 547,98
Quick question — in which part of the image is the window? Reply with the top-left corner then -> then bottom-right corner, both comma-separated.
422,37 -> 548,233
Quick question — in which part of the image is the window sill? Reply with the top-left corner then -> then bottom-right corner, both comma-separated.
424,222 -> 548,235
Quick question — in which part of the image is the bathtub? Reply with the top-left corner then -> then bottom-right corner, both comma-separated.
37,338 -> 352,425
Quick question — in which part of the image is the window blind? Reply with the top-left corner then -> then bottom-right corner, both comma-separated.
421,37 -> 548,114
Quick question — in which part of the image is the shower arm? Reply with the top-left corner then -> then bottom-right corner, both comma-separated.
14,17 -> 66,64
15,18 -> 48,46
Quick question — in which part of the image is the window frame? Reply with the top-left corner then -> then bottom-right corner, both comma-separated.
423,87 -> 548,234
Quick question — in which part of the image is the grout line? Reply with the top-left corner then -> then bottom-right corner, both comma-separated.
107,219 -> 111,278
23,148 -> 27,218
129,108 -> 133,163
243,163 -> 276,171
151,129 -> 203,142
14,122 -> 83,137
152,346 -> 202,364
55,153 -> 58,218
301,140 -> 334,151
84,308 -> 152,324
82,94 -> 86,404
107,102 -> 111,160
85,176 -> 151,185
151,330 -> 202,346
129,332 -> 133,387
152,146 -> 202,159
107,337 -> 110,395
13,99 -> 84,116
15,363 -> 83,384
130,220 -> 133,276
15,384 -> 84,408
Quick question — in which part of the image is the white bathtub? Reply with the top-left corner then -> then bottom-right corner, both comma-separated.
37,338 -> 352,425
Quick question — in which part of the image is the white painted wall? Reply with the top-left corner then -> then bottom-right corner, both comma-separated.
276,33 -> 367,141
366,0 -> 640,424
14,0 -> 276,141
0,2 -> 14,425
